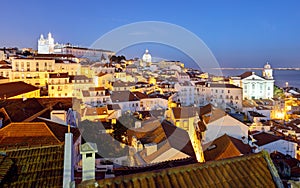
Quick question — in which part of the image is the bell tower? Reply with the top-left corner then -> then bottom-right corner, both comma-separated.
262,62 -> 273,80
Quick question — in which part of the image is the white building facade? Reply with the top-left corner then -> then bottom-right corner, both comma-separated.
38,33 -> 55,54
231,63 -> 274,100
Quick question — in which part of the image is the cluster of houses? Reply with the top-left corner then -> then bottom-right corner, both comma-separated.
0,37 -> 300,187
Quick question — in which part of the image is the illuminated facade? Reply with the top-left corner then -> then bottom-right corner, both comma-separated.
10,58 -> 55,87
38,33 -> 55,54
166,107 -> 205,162
231,63 -> 274,100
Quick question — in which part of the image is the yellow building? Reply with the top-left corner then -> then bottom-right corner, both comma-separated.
54,59 -> 80,75
0,60 -> 12,78
0,81 -> 40,99
80,65 -> 95,78
96,73 -> 114,88
48,73 -> 94,98
10,57 -> 81,87
11,58 -> 55,87
166,107 -> 205,162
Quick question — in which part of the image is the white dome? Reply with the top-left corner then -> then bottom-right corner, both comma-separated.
142,49 -> 152,63
264,62 -> 271,69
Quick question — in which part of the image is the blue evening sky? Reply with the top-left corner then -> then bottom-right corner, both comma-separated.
0,0 -> 299,68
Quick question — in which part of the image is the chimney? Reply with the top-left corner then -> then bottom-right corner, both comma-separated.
144,143 -> 157,156
135,121 -> 141,128
63,129 -> 75,188
80,142 -> 98,182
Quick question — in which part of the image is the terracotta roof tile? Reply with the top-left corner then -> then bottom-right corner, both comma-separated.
239,71 -> 253,79
0,155 -> 14,184
0,81 -> 39,99
209,83 -> 242,89
0,65 -> 11,69
199,103 -> 214,116
33,117 -> 81,143
203,134 -> 252,161
0,98 -> 44,125
107,104 -> 121,110
91,152 -> 282,188
0,122 -> 61,147
2,145 -> 64,187
0,60 -> 10,65
49,72 -> 69,78
171,107 -> 199,119
252,132 -> 283,146
114,157 -> 197,176
111,91 -> 139,102
132,91 -> 148,99
89,87 -> 105,91
202,108 -> 227,124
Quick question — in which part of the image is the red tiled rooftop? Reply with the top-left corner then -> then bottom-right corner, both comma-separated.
0,122 -> 61,147
88,152 -> 282,188
0,81 -> 39,99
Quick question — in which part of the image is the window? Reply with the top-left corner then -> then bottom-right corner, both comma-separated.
51,86 -> 54,90
228,90 -> 230,93
27,62 -> 30,71
86,153 -> 92,158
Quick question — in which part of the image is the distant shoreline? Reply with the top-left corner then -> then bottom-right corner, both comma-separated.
210,68 -> 300,70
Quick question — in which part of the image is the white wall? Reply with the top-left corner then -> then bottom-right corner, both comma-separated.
203,115 -> 249,144
257,139 -> 297,158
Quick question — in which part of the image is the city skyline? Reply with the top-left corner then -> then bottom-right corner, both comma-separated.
0,2 -> 300,186
0,1 -> 300,68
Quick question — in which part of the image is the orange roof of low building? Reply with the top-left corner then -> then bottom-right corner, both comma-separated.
0,122 -> 61,147
203,134 -> 252,161
0,81 -> 39,99
86,151 -> 282,188
2,145 -> 64,187
171,107 -> 199,119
